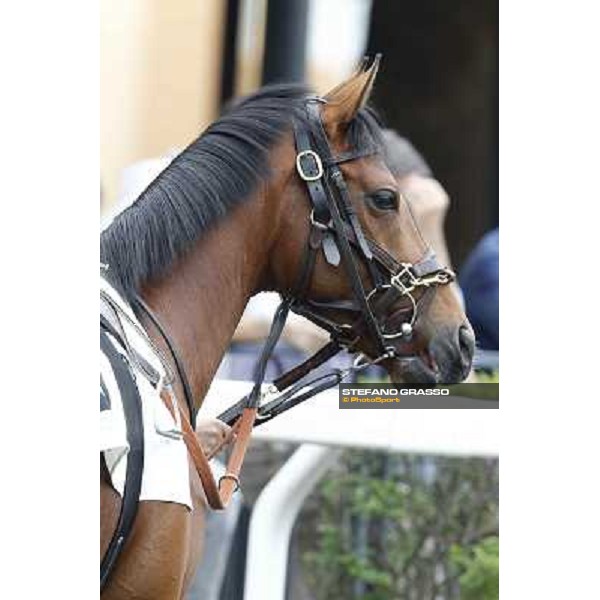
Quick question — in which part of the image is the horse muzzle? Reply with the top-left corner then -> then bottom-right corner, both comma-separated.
386,322 -> 475,384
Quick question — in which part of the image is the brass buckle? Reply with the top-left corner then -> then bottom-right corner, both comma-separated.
391,264 -> 419,295
296,150 -> 324,181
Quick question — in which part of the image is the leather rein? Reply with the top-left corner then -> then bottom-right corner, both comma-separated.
129,97 -> 455,511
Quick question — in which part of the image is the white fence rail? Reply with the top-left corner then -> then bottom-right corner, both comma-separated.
202,379 -> 499,600
203,379 -> 499,457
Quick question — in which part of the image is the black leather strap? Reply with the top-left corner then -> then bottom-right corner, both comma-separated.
290,223 -> 326,299
258,369 -> 346,424
324,145 -> 379,165
132,296 -> 197,429
298,101 -> 387,355
100,330 -> 145,590
246,299 -> 292,408
305,102 -> 375,263
218,340 -> 343,427
294,118 -> 331,225
273,339 -> 341,391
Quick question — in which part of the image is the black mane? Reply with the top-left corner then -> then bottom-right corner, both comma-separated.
100,84 -> 383,301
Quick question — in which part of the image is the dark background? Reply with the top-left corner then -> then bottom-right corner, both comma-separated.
366,0 -> 498,265
222,0 -> 498,267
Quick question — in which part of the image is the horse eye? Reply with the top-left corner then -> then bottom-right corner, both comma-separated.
369,189 -> 398,211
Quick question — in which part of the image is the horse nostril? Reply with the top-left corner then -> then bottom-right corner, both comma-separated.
458,324 -> 475,362
428,325 -> 475,383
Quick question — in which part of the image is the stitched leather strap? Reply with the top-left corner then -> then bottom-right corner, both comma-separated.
295,101 -> 387,355
273,339 -> 341,391
159,388 -> 256,510
100,331 -> 145,589
246,300 -> 291,409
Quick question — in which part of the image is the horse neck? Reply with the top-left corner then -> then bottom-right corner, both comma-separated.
139,191 -> 278,414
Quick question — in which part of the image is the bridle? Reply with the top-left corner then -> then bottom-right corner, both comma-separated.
215,98 -> 455,423
128,97 -> 455,510
286,98 -> 455,361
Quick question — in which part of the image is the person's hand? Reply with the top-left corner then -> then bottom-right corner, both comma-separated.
195,418 -> 233,457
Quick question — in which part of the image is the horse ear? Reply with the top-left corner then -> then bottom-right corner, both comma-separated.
322,54 -> 381,137
324,55 -> 370,98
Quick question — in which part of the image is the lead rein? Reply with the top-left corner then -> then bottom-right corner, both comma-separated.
217,309 -> 393,428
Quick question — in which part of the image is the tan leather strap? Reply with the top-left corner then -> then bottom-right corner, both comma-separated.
160,390 -> 256,509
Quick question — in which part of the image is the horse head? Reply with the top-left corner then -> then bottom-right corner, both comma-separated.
266,59 -> 475,383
